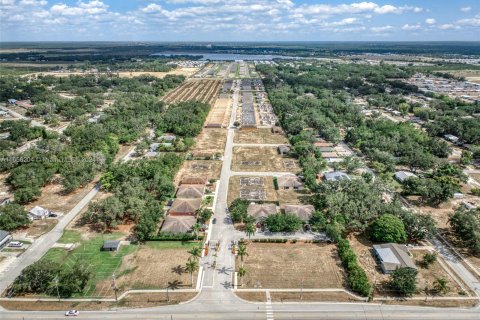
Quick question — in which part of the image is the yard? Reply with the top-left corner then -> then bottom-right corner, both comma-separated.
235,242 -> 345,289
42,231 -> 201,298
194,128 -> 227,155
231,147 -> 298,172
162,79 -> 221,105
234,128 -> 289,144
227,176 -> 277,205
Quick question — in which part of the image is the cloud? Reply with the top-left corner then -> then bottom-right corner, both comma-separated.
370,25 -> 393,33
460,6 -> 471,13
50,1 -> 108,16
425,18 -> 436,25
293,2 -> 423,16
401,23 -> 421,31
438,24 -> 460,30
457,14 -> 480,27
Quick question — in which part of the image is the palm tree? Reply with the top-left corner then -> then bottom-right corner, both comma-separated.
192,223 -> 201,241
245,222 -> 255,240
188,246 -> 202,260
185,259 -> 199,287
433,277 -> 449,295
237,243 -> 248,268
238,267 -> 246,287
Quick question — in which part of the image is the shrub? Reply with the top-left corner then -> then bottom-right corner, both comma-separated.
422,252 -> 437,268
389,267 -> 418,297
369,214 -> 407,243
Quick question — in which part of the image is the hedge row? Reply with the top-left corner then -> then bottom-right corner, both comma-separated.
252,238 -> 288,243
149,233 -> 204,241
337,238 -> 372,297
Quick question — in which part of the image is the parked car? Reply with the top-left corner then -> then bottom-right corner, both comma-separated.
65,310 -> 80,316
7,241 -> 23,248
212,218 -> 217,224
48,213 -> 58,218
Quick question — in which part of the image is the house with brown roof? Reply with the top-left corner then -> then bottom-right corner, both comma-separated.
247,203 -> 277,222
160,215 -> 196,234
277,174 -> 304,190
373,243 -> 417,274
169,198 -> 202,216
283,204 -> 315,222
176,184 -> 205,199
180,176 -> 208,185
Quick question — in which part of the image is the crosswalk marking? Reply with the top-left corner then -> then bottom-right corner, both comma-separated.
266,290 -> 274,320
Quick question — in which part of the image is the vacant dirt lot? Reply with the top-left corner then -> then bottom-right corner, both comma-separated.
162,79 -> 222,105
411,249 -> 467,297
276,189 -> 310,206
234,128 -> 289,144
206,95 -> 231,127
29,68 -> 198,79
175,160 -> 222,185
271,291 -> 360,302
106,242 -> 200,293
228,176 -> 277,205
194,128 -> 227,155
231,147 -> 298,172
236,243 -> 345,289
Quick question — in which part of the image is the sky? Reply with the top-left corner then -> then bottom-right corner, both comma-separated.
0,0 -> 479,42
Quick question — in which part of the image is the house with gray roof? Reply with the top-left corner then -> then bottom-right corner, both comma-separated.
324,171 -> 350,182
394,171 -> 417,183
373,243 -> 416,274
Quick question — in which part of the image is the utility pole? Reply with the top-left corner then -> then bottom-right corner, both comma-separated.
112,273 -> 118,301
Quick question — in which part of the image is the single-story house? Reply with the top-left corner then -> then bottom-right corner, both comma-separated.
160,215 -> 196,234
0,230 -> 12,249
324,171 -> 350,182
180,176 -> 208,185
176,184 -> 205,199
0,197 -> 11,206
159,134 -> 176,142
28,206 -> 50,220
169,198 -> 202,216
7,99 -> 17,105
247,203 -> 277,222
278,145 -> 291,156
102,240 -> 121,252
283,204 -> 315,222
373,243 -> 417,274
394,171 -> 417,183
277,174 -> 304,190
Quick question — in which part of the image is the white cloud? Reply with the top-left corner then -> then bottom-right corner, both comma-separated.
438,24 -> 460,30
370,25 -> 393,32
460,6 -> 471,13
50,1 -> 108,16
294,2 -> 424,16
401,23 -> 421,31
425,18 -> 436,25
457,14 -> 480,27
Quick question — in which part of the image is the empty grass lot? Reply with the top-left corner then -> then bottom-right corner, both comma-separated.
42,231 -> 136,298
234,128 -> 289,144
231,147 -> 298,172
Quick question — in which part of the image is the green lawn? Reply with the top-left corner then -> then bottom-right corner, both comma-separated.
42,232 -> 137,297
145,241 -> 199,250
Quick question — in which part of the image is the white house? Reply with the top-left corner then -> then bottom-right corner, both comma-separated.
28,206 -> 50,220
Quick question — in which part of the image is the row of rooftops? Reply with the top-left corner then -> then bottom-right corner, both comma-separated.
246,203 -> 315,222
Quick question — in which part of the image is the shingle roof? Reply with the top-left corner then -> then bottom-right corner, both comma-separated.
283,204 -> 315,221
169,198 -> 202,215
0,230 -> 10,241
160,215 -> 196,234
102,240 -> 120,250
176,185 -> 205,199
247,203 -> 277,220
373,243 -> 417,272
277,174 -> 303,188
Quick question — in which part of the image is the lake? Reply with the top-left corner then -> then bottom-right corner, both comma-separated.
152,52 -> 300,61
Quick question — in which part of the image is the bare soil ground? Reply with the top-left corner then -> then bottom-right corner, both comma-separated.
194,128 -> 227,155
174,160 -> 222,186
271,291 -> 360,302
24,219 -> 57,238
28,68 -> 198,79
236,243 -> 345,289
162,79 -> 222,105
206,95 -> 231,127
381,298 -> 478,308
234,291 -> 266,302
0,173 -> 11,199
228,176 -> 277,205
276,189 -> 310,206
0,292 -> 196,311
231,147 -> 299,172
101,242 -> 199,293
234,128 -> 289,144
443,231 -> 480,278
411,249 -> 467,297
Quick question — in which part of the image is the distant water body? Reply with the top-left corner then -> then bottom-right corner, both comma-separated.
152,52 -> 300,61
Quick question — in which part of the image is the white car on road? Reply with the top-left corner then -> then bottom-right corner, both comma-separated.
65,310 -> 80,316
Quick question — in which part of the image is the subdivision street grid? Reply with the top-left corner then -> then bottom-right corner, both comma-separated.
0,62 -> 479,319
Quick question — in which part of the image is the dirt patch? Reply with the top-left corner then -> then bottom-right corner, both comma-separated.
194,128 -> 227,155
102,242 -> 199,294
162,79 -> 222,106
380,298 -> 478,308
234,128 -> 289,144
271,291 -> 360,302
276,189 -> 310,206
19,219 -> 57,238
411,249 -> 468,297
231,147 -> 298,172
206,95 -> 231,127
235,291 -> 265,302
175,160 -> 222,186
228,176 -> 277,205
236,243 -> 345,289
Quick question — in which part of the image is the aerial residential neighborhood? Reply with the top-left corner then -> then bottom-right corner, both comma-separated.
0,1 -> 479,319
